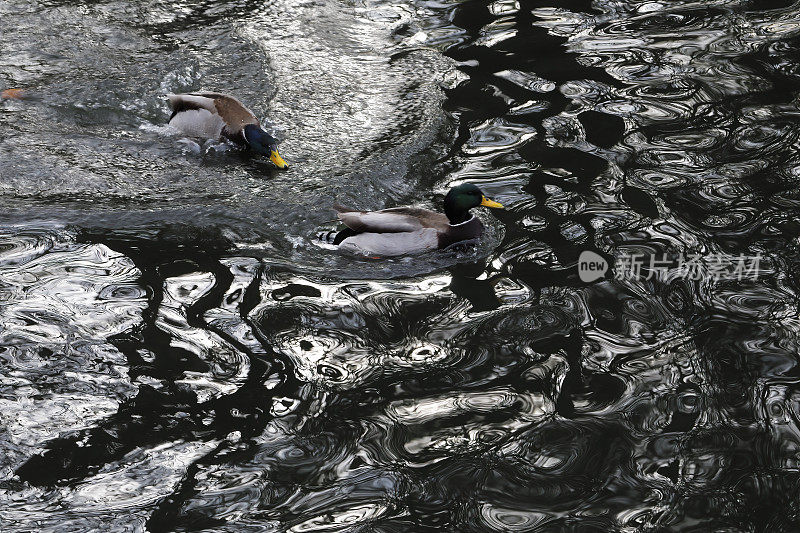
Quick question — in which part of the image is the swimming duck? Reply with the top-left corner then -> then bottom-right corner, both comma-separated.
328,183 -> 504,256
166,92 -> 288,169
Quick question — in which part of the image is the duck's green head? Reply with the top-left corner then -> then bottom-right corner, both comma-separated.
444,183 -> 504,224
243,124 -> 288,169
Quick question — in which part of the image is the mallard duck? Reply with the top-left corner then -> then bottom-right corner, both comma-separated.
328,183 -> 504,256
166,92 -> 288,169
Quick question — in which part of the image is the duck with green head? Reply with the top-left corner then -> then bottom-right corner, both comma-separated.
167,92 -> 288,169
329,183 -> 504,256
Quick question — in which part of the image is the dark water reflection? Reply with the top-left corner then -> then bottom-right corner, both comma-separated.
2,0 -> 800,530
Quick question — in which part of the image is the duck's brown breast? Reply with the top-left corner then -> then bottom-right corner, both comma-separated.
437,216 -> 484,248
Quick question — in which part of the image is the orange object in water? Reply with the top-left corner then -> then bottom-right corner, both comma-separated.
1,89 -> 25,99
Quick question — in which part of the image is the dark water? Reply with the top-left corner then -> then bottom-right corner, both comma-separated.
2,0 -> 800,530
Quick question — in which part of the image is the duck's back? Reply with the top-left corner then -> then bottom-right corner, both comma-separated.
207,93 -> 259,134
335,205 -> 450,234
374,207 -> 484,245
380,207 -> 451,232
167,92 -> 259,141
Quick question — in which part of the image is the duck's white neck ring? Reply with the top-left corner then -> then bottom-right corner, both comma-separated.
450,215 -> 476,227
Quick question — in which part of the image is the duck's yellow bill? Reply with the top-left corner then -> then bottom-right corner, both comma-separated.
481,196 -> 504,208
270,150 -> 289,169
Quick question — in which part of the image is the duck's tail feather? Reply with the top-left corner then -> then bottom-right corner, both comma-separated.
317,230 -> 338,244
316,228 -> 359,245
166,93 -> 217,121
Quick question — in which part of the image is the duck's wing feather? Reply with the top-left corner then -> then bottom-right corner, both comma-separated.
337,211 -> 424,233
210,94 -> 260,134
167,94 -> 225,139
167,92 -> 259,137
334,205 -> 436,233
382,207 -> 450,230
167,93 -> 218,120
